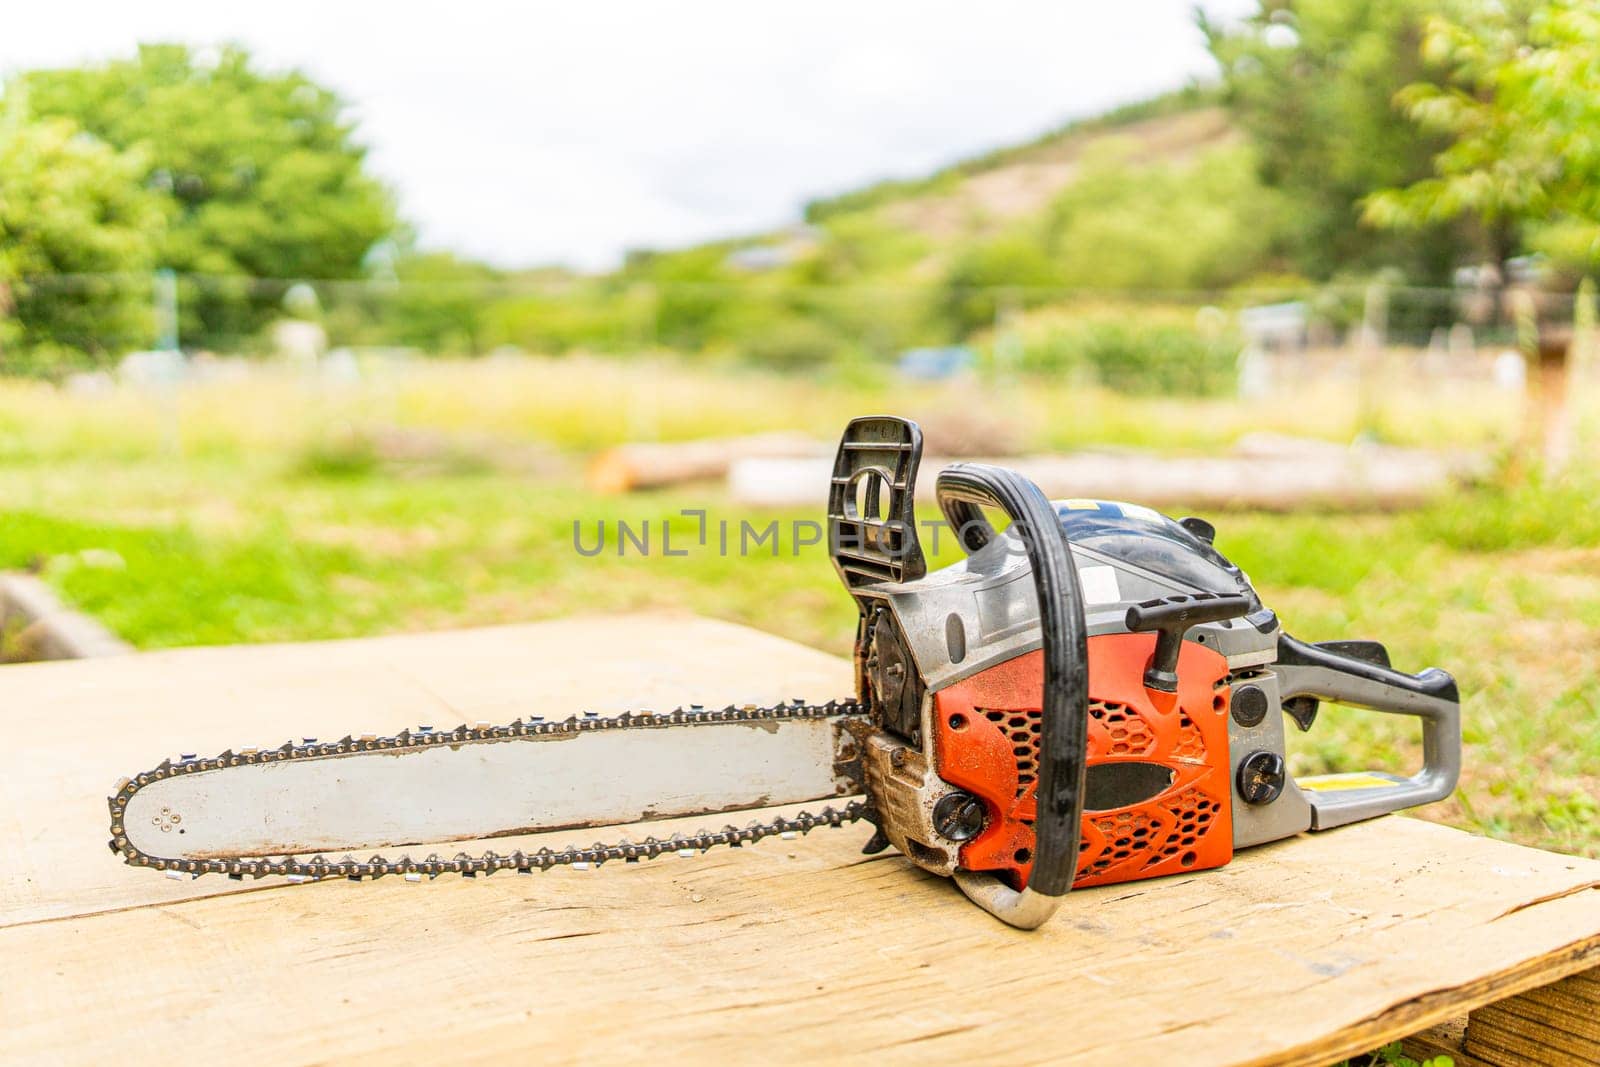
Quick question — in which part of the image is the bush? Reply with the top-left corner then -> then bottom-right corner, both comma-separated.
1040,143 -> 1289,293
1009,310 -> 1240,395
483,286 -> 649,355
734,315 -> 849,371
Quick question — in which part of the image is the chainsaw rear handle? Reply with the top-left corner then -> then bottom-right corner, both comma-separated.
1275,634 -> 1461,829
936,463 -> 1089,928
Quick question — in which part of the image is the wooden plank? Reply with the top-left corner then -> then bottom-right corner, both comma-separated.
1562,969 -> 1600,1004
1469,1009 -> 1597,1065
1456,965 -> 1600,1067
1465,1020 -> 1591,1066
1516,977 -> 1600,1018
3,615 -> 1600,1066
1401,966 -> 1600,1067
1478,986 -> 1600,1042
0,614 -> 853,926
1402,1017 -> 1498,1066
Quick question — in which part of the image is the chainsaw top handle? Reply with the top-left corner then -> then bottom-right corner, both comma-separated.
935,463 -> 1090,928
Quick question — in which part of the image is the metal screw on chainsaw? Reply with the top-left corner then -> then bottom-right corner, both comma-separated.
1230,684 -> 1269,728
1236,750 -> 1287,806
107,699 -> 871,882
932,792 -> 986,842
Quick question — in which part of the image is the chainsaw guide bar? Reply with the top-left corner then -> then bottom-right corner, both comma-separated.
108,700 -> 870,882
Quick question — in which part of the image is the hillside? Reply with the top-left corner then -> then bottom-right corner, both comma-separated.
820,104 -> 1236,247
560,91 -> 1275,372
634,90 -> 1256,299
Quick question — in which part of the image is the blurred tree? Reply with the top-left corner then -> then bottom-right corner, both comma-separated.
0,105 -> 165,373
388,251 -> 501,354
1363,0 -> 1600,284
1365,0 -> 1600,473
621,245 -> 738,351
18,43 -> 397,349
938,231 -> 1061,336
1202,0 -> 1472,282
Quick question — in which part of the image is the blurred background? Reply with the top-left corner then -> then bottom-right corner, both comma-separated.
0,1 -> 1596,858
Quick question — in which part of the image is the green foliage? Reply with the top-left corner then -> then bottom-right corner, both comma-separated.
0,509 -> 360,648
939,231 -> 1062,334
1416,471 -> 1600,552
1204,0 -> 1471,282
483,285 -> 644,355
293,431 -> 382,480
1043,143 -> 1288,290
939,144 -> 1285,334
621,245 -> 738,351
1008,308 -> 1241,396
802,212 -> 929,283
17,43 -> 397,348
0,106 -> 165,371
1335,1043 -> 1453,1067
387,252 -> 501,354
728,312 -> 850,371
1364,0 -> 1600,280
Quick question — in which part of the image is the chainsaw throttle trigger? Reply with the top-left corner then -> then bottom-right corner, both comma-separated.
1124,592 -> 1253,693
935,463 -> 1089,928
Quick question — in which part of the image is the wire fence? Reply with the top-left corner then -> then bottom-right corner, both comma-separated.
1,271 -> 1593,401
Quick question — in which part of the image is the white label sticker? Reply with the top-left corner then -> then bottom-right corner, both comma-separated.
1078,565 -> 1121,605
1120,503 -> 1161,523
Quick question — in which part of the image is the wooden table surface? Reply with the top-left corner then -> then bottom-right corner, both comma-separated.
3,614 -> 1598,1066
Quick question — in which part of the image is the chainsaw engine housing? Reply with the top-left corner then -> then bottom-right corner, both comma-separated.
855,500 -> 1278,891
828,415 -> 1461,901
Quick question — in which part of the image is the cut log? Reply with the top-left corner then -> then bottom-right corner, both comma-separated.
587,432 -> 822,493
729,442 -> 1488,512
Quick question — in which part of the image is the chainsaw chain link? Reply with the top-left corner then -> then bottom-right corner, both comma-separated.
108,699 -> 870,883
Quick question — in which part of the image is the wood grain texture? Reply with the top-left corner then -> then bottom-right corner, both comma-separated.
1406,966 -> 1600,1066
3,615 -> 1599,1066
1458,965 -> 1600,1066
1402,1017 -> 1497,1066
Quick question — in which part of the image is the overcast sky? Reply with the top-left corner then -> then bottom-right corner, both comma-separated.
4,1 -> 1256,270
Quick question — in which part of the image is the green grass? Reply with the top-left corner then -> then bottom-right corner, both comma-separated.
1,357 -> 1597,863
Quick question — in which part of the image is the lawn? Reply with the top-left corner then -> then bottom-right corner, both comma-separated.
2,355 -> 1597,859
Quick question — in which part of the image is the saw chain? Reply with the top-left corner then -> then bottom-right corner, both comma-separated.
108,699 -> 870,882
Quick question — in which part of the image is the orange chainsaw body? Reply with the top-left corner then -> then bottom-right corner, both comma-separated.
932,633 -> 1235,890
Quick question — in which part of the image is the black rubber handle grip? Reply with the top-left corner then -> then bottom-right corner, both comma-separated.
935,464 -> 1088,899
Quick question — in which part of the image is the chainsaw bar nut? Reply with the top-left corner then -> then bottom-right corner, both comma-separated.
933,792 -> 987,842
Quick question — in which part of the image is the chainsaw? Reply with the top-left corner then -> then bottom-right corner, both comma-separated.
109,415 -> 1461,929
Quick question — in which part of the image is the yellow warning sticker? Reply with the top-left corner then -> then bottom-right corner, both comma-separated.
1296,773 -> 1397,793
1061,498 -> 1100,510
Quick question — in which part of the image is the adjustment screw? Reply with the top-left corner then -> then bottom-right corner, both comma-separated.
1231,684 -> 1269,728
1237,750 -> 1286,805
933,792 -> 986,842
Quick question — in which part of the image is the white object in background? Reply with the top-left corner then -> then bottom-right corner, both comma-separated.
1493,349 -> 1527,391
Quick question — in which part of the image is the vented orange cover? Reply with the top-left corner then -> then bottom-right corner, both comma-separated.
932,633 -> 1234,890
